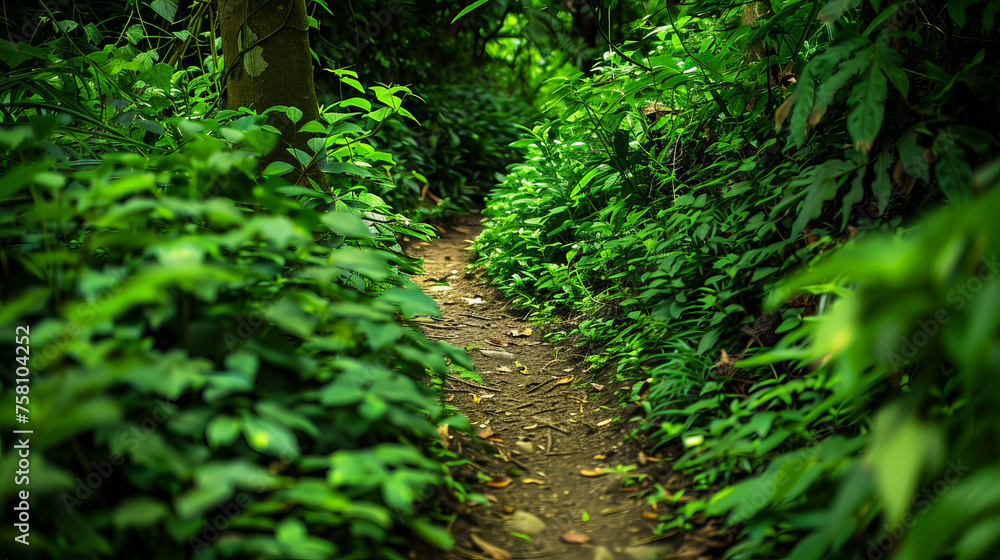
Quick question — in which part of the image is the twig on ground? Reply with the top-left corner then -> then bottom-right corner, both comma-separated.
447,375 -> 502,392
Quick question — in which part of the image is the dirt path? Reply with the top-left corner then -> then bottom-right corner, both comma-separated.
409,213 -> 697,560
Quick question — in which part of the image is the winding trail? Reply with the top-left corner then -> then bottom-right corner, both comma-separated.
408,213 -> 714,560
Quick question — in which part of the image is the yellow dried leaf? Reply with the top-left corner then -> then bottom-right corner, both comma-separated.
486,478 -> 512,488
642,511 -> 659,519
555,376 -> 574,385
470,533 -> 512,560
473,394 -> 481,404
596,418 -> 613,427
477,427 -> 495,439
580,469 -> 605,477
593,454 -> 606,460
502,504 -> 515,513
522,478 -> 545,485
775,92 -> 795,131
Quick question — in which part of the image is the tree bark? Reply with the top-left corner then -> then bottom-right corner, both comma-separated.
219,0 -> 326,190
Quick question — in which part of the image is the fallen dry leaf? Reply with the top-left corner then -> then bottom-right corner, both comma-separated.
469,533 -> 512,560
443,394 -> 455,402
473,394 -> 481,404
486,478 -> 512,488
523,423 -> 538,430
642,511 -> 659,519
501,504 -> 515,513
555,376 -> 574,385
521,478 -> 545,485
484,494 -> 498,503
485,338 -> 508,347
596,418 -> 613,427
620,486 -> 639,492
496,366 -> 512,373
479,393 -> 496,400
488,437 -> 504,443
508,328 -> 532,337
590,383 -> 604,391
560,531 -> 591,544
477,427 -> 495,439
580,469 -> 605,477
462,297 -> 484,305
479,349 -> 515,360
638,451 -> 649,465
593,454 -> 606,460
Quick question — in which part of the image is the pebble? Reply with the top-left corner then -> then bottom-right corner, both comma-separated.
514,441 -> 534,454
506,510 -> 547,534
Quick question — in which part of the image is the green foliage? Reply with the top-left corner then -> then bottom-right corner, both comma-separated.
0,105 -> 476,557
476,0 -> 1000,558
0,3 -> 484,557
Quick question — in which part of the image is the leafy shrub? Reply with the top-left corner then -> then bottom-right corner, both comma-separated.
0,104 -> 472,559
476,0 -> 1000,558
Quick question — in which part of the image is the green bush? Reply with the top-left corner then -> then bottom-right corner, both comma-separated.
0,109 -> 472,559
475,0 -> 1000,558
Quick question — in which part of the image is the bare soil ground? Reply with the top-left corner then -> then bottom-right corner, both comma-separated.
408,213 -> 730,560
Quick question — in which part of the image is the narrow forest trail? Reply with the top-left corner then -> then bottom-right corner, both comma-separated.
407,213 -> 720,560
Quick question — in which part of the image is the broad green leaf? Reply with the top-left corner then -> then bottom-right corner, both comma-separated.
150,0 -> 179,22
262,161 -> 295,176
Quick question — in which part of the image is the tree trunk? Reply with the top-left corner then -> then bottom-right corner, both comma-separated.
219,0 -> 326,190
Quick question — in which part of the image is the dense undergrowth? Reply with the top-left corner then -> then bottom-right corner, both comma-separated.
0,1 -> 509,557
476,0 -> 1000,558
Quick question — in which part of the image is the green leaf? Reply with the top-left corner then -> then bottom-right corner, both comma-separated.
818,0 -> 861,23
241,413 -> 300,458
322,211 -> 374,237
286,106 -> 303,124
867,403 -> 944,526
451,0 -> 491,23
874,38 -> 909,97
125,24 -> 144,45
262,161 -> 295,176
791,159 -> 853,237
871,151 -> 893,214
112,497 -> 170,529
150,0 -> 179,22
206,415 -> 242,449
410,516 -> 455,549
847,53 -> 888,153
